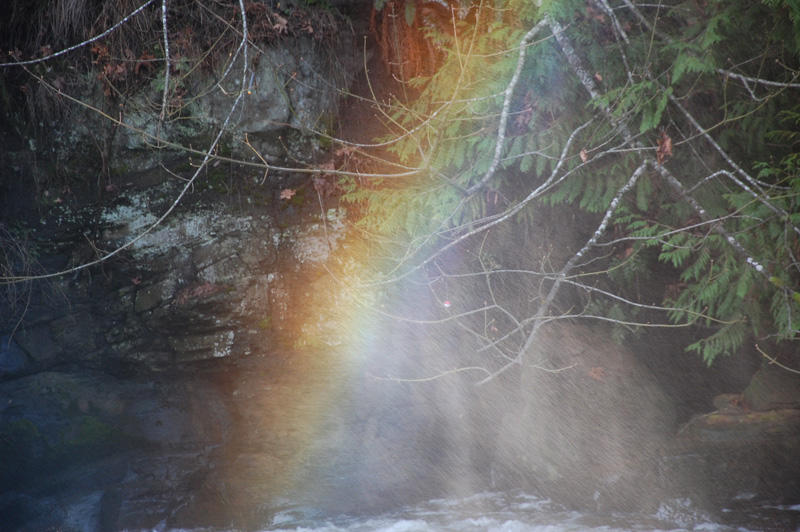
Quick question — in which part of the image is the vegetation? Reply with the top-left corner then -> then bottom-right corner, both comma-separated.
1,0 -> 798,378
347,0 -> 800,377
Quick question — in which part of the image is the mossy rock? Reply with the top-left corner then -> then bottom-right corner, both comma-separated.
0,418 -> 46,484
65,415 -> 114,447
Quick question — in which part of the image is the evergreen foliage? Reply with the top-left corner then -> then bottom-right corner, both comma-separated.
344,0 -> 800,369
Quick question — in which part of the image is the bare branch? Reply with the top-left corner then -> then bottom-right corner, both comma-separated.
548,16 -> 774,280
718,68 -> 800,90
477,161 -> 649,385
159,0 -> 171,124
0,0 -> 157,68
1,0 -> 250,284
756,344 -> 800,375
465,19 -> 548,195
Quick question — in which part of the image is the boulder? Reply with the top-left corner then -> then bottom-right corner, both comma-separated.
0,335 -> 30,377
743,364 -> 800,411
492,321 -> 677,511
664,408 -> 800,506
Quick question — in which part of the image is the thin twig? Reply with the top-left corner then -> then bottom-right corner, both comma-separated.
0,0 -> 157,67
1,0 -> 250,284
755,344 -> 800,375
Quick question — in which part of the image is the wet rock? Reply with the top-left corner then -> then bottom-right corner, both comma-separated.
0,335 -> 30,378
744,364 -> 800,411
492,321 -> 677,511
110,449 -> 217,530
50,311 -> 98,355
194,34 -> 358,159
0,9 -> 369,531
168,329 -> 236,362
712,393 -> 746,414
0,368 -> 236,530
133,283 -> 163,312
13,325 -> 63,367
664,408 -> 800,506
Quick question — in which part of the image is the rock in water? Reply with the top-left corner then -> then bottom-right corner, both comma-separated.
0,335 -> 29,377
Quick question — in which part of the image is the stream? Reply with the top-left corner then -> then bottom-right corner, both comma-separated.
173,491 -> 800,532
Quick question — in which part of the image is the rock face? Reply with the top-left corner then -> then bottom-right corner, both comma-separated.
0,176 -> 352,530
0,21 -> 372,530
0,370 -> 231,530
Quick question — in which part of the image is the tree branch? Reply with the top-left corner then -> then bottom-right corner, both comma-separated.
0,0 -> 157,68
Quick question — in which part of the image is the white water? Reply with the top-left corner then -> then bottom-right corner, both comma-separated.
260,491 -> 800,532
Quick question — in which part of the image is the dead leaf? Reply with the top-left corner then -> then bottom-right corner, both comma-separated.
585,5 -> 606,22
588,366 -> 606,381
280,188 -> 296,200
335,145 -> 357,158
273,14 -> 288,34
657,130 -> 673,164
579,148 -> 589,163
135,51 -> 155,76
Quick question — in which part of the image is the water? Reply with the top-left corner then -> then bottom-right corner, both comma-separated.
259,491 -> 800,532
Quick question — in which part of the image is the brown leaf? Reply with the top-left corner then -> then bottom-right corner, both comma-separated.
657,130 -> 673,164
588,366 -> 606,381
622,245 -> 634,259
135,51 -> 155,76
335,145 -> 357,158
273,14 -> 288,34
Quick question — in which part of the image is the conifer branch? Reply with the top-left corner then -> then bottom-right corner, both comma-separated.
618,0 -> 800,236
465,19 -> 547,196
547,16 -> 773,280
477,161 -> 648,384
663,85 -> 800,235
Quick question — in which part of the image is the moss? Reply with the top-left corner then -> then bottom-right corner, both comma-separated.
0,418 -> 45,482
66,415 -> 114,447
0,418 -> 42,445
217,138 -> 233,159
204,167 -> 230,193
45,415 -> 117,467
317,133 -> 333,151
289,188 -> 307,207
